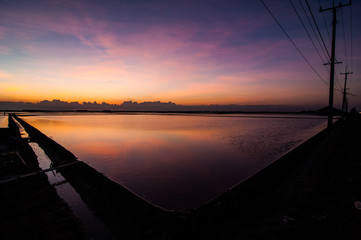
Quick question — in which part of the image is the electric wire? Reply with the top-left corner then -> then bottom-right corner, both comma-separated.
349,3 -> 353,88
335,60 -> 343,92
305,0 -> 331,59
310,0 -> 343,107
335,89 -> 342,109
322,13 -> 332,46
290,0 -> 328,66
259,0 -> 328,85
319,0 -> 332,46
317,1 -> 346,94
340,7 -> 349,68
336,6 -> 351,92
350,3 -> 353,71
300,0 -> 330,62
321,1 -> 353,96
334,69 -> 342,91
335,61 -> 343,92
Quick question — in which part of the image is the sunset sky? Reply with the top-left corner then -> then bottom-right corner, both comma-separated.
0,0 -> 360,109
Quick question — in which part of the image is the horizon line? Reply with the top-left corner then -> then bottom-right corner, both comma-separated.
0,99 -> 324,108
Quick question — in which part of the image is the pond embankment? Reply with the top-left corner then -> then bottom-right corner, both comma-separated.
11,114 -> 179,239
0,116 -> 86,240
173,114 -> 361,239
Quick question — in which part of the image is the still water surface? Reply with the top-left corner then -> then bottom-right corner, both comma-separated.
23,113 -> 327,210
0,116 -> 8,128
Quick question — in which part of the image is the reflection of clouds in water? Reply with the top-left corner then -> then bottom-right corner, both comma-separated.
21,114 -> 326,210
0,116 -> 8,128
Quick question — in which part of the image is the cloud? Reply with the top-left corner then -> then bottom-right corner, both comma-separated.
0,70 -> 11,79
1,0 -> 359,108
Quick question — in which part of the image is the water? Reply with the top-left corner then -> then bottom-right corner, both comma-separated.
0,115 -> 8,128
12,118 -> 112,239
23,113 -> 327,210
28,143 -> 111,239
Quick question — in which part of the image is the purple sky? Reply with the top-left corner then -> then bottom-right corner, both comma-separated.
0,0 -> 360,109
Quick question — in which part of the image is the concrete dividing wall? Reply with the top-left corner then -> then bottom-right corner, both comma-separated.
12,114 -> 178,239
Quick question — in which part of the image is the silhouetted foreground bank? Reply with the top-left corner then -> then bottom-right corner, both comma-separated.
11,115 -> 179,239
173,114 -> 361,239
0,116 -> 86,239
1,114 -> 360,239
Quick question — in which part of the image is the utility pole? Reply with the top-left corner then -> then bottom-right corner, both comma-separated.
320,0 -> 352,128
340,66 -> 353,117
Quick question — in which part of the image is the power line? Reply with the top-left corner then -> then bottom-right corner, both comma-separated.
335,3 -> 353,91
316,0 -> 343,93
290,0 -> 327,65
259,0 -> 328,85
321,14 -> 332,45
334,69 -> 342,91
340,7 -> 349,67
320,0 -> 352,127
349,2 -> 354,87
300,0 -> 329,62
318,0 -> 332,46
305,0 -> 331,59
335,65 -> 344,92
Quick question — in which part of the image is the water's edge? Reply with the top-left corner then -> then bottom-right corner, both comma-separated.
10,114 -> 338,239
11,114 -> 178,239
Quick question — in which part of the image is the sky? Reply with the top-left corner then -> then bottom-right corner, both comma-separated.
0,0 -> 360,109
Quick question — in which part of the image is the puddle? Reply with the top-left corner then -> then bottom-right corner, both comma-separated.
13,118 -> 29,138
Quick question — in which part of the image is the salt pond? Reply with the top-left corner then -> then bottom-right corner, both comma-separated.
23,113 -> 327,210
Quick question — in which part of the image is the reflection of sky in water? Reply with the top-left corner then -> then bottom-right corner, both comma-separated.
0,116 -> 8,128
28,142 -> 111,239
24,114 -> 327,210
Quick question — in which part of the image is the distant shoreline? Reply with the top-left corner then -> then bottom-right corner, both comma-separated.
0,99 -> 328,113
0,109 -> 341,116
